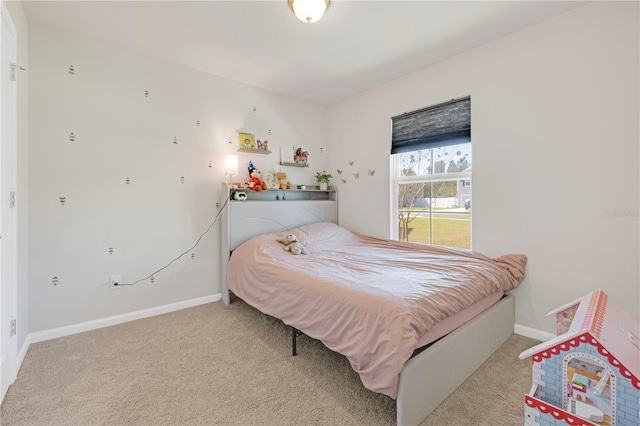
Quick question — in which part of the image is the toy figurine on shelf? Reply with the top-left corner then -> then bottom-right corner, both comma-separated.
247,161 -> 256,177
294,147 -> 309,164
247,161 -> 259,189
247,161 -> 266,191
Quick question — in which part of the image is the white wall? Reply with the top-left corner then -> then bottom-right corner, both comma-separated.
3,0 -> 29,354
28,24 -> 328,332
327,2 -> 639,333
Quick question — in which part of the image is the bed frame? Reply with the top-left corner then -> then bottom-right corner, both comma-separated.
219,182 -> 515,426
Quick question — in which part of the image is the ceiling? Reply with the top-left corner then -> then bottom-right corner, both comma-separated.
22,0 -> 586,105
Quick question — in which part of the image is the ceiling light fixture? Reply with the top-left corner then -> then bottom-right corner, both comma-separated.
288,0 -> 330,24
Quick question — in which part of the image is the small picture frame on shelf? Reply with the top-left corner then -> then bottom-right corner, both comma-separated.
281,146 -> 294,163
238,133 -> 255,150
255,139 -> 269,151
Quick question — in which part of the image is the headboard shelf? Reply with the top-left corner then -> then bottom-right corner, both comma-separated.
220,182 -> 338,304
230,187 -> 336,202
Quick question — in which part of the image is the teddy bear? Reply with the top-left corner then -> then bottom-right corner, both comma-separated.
276,234 -> 309,255
276,171 -> 288,190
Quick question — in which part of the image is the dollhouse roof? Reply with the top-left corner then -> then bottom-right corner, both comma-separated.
519,290 -> 640,388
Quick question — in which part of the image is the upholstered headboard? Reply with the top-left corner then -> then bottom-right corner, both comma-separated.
219,182 -> 338,304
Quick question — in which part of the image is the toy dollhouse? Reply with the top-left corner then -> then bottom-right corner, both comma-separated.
519,290 -> 639,426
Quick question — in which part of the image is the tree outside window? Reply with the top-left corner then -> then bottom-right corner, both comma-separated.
395,143 -> 471,249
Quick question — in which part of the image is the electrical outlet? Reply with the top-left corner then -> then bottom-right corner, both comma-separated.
110,275 -> 122,288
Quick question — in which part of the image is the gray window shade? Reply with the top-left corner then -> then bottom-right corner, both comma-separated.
391,97 -> 470,154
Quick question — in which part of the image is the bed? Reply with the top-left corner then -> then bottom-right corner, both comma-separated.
219,183 -> 526,425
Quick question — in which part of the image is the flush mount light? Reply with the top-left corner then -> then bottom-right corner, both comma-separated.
288,0 -> 330,24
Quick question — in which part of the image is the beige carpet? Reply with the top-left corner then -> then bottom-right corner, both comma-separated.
1,298 -> 539,426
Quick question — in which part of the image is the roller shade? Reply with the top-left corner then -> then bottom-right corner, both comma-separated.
391,97 -> 470,154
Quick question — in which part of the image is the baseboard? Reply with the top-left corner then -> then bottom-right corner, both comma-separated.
28,294 -> 221,344
17,333 -> 32,370
514,323 -> 555,342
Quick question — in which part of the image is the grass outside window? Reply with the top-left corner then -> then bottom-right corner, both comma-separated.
402,216 -> 470,249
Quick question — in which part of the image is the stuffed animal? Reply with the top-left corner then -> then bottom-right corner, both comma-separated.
248,161 -> 257,175
276,234 -> 309,255
249,168 -> 262,191
263,172 -> 279,190
276,171 -> 288,190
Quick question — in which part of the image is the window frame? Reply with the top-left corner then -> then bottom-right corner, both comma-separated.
390,150 -> 471,246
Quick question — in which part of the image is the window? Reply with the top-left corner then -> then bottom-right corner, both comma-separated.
391,97 -> 471,249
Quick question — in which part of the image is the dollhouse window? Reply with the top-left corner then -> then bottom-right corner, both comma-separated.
563,353 -> 615,425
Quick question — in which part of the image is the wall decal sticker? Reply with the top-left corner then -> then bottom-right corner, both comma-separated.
353,172 -> 360,179
342,179 -> 347,184
320,147 -> 323,153
228,137 -> 232,144
268,129 -> 272,136
337,169 -> 342,175
59,196 -> 66,206
349,160 -> 355,166
368,169 -> 375,176
52,276 -> 59,286
191,253 -> 195,260
253,106 -> 257,112
144,90 -> 149,98
208,160 -> 213,168
196,120 -> 200,127
69,132 -> 76,142
173,136 -> 178,144
180,176 -> 185,184
108,247 -> 113,255
125,177 -> 130,185
68,65 -> 75,75
150,276 -> 155,283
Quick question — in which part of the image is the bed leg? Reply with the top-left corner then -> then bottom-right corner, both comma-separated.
292,327 -> 298,356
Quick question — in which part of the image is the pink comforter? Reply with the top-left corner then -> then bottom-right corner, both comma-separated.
226,222 -> 526,398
